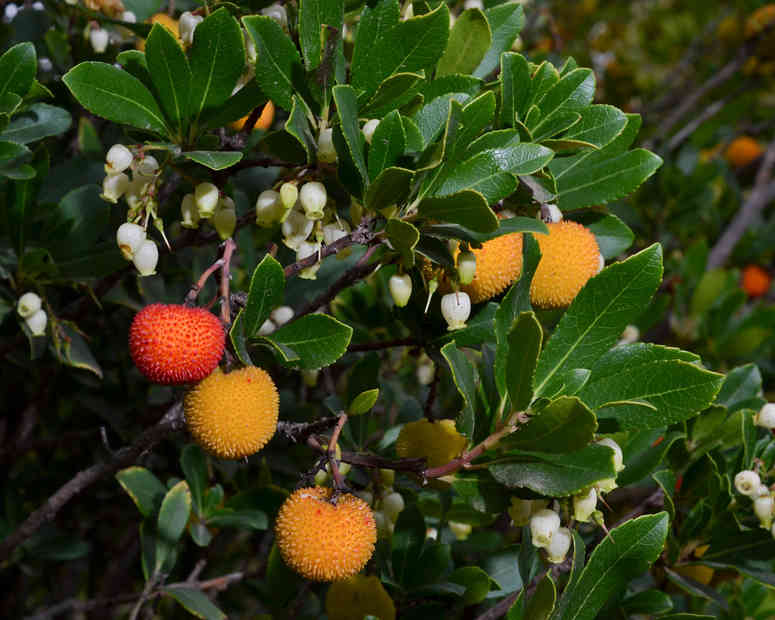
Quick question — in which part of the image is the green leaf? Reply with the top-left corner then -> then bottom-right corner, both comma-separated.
574,212 -> 634,260
579,343 -> 723,431
263,313 -> 353,370
0,42 -> 36,100
715,363 -> 763,413
145,23 -> 191,135
474,3 -> 525,79
241,254 -> 285,338
621,589 -> 674,616
48,318 -> 102,376
535,69 -> 595,120
494,234 -> 541,397
534,244 -> 663,398
349,388 -> 379,416
500,52 -> 530,126
441,341 -> 479,439
505,312 -> 542,412
116,466 -> 166,518
333,85 -> 368,187
562,105 -> 627,149
419,189 -> 498,233
189,8 -> 245,124
285,95 -> 316,163
352,2 -> 449,97
449,566 -> 491,605
182,151 -> 243,170
156,480 -> 192,574
424,216 -> 547,246
298,0 -> 344,70
525,573 -> 556,620
386,217 -> 419,267
203,80 -> 267,129
0,104 -> 71,144
550,513 -> 668,620
116,50 -> 153,91
484,546 -> 523,593
0,141 -> 29,163
368,110 -> 406,180
392,503 -> 426,587
163,586 -> 226,620
206,509 -> 268,530
414,92 -> 470,149
243,15 -> 301,112
180,445 -> 207,516
491,444 -> 616,496
435,151 -> 517,204
63,62 -> 168,135
505,396 -> 597,453
618,430 -> 685,486
362,72 -> 424,116
437,8 -> 491,77
364,166 -> 414,212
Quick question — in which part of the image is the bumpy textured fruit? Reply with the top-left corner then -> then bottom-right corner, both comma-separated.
129,304 -> 225,384
741,264 -> 771,297
395,419 -> 467,468
326,575 -> 396,620
184,366 -> 279,458
275,487 -> 377,581
725,136 -> 763,168
461,233 -> 523,303
531,221 -> 600,308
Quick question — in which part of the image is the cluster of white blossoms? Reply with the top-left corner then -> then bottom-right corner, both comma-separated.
734,468 -> 775,533
530,508 -> 571,564
180,182 -> 236,240
16,292 -> 47,336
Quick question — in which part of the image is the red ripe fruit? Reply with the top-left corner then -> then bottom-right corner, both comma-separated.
129,304 -> 225,384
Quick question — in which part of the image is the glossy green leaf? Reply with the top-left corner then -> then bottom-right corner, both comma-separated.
155,480 -> 192,573
189,8 -> 244,124
285,95 -> 316,163
386,217 -> 419,267
349,388 -> 380,416
500,52 -> 530,126
363,72 -> 424,116
419,189 -> 498,233
146,23 -> 191,134
263,313 -> 353,370
0,103 -> 71,144
618,430 -> 685,486
505,312 -> 542,412
241,254 -> 285,338
63,62 -> 168,135
505,396 -> 596,453
525,573 -> 556,620
437,8 -> 491,77
435,151 -> 517,204
535,69 -> 595,119
621,589 -> 674,615
116,49 -> 153,90
180,445 -> 207,516
206,509 -> 268,530
365,166 -> 414,212
392,503 -> 426,587
441,341 -> 479,439
715,363 -> 764,413
334,84 -> 369,184
574,212 -> 634,259
449,566 -> 492,605
491,444 -> 616,496
534,244 -> 663,398
116,466 -> 166,518
368,110 -> 405,180
298,0 -> 344,70
163,586 -> 226,620
182,151 -> 242,170
50,320 -> 103,379
474,3 -> 525,79
0,42 -> 36,100
562,105 -> 627,149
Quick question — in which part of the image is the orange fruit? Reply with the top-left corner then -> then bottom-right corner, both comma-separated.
725,136 -> 764,168
231,101 -> 275,132
741,264 -> 771,297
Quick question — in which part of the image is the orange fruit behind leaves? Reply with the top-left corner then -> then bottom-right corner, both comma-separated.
231,101 -> 276,132
136,13 -> 181,52
741,264 -> 772,297
725,136 -> 763,168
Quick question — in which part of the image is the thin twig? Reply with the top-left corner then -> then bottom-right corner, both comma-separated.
184,258 -> 224,305
340,451 -> 427,473
327,413 -> 348,491
665,87 -> 743,152
219,239 -> 238,325
276,417 -> 340,443
708,137 -> 775,268
283,219 -> 375,278
0,403 -> 185,563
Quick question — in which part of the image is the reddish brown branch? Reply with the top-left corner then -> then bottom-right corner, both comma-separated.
219,239 -> 238,325
327,413 -> 348,491
283,219 -> 376,278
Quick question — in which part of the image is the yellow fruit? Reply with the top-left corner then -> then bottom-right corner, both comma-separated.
184,366 -> 279,459
530,221 -> 600,309
395,419 -> 467,468
85,0 -> 124,18
461,233 -> 523,303
674,564 -> 714,586
326,575 -> 396,620
231,101 -> 276,132
136,13 -> 181,51
275,487 -> 377,582
725,136 -> 763,168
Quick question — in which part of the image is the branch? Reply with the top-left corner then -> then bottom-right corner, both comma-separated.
340,451 -> 427,473
665,87 -> 745,153
707,137 -> 775,268
0,403 -> 185,563
219,238 -> 238,325
276,417 -> 340,443
283,219 -> 376,278
327,413 -> 348,491
474,589 -> 521,620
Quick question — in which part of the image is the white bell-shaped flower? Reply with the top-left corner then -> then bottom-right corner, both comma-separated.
132,239 -> 159,276
389,274 -> 412,308
105,144 -> 133,174
756,403 -> 775,429
441,291 -> 471,331
281,209 -> 314,249
25,309 -> 47,336
529,508 -> 561,548
116,222 -> 147,260
735,470 -> 762,497
546,527 -> 572,563
255,189 -> 285,227
299,181 -> 327,220
180,193 -> 200,229
195,182 -> 220,218
17,292 -> 42,318
573,487 -> 597,523
270,306 -> 294,327
362,119 -> 380,144
317,128 -> 337,163
457,251 -> 476,285
89,28 -> 109,53
101,172 -> 130,203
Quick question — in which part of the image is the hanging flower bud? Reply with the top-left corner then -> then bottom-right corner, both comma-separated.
122,11 -> 136,23
212,197 -> 236,240
389,274 -> 412,308
280,182 -> 298,211
135,154 -> 159,177
178,11 -> 203,46
449,521 -> 472,541
25,309 -> 47,336
261,3 -> 287,28
529,508 -> 561,548
258,319 -> 276,336
508,498 -> 533,527
317,128 -> 337,163
457,251 -> 476,285
255,190 -> 285,227
380,469 -> 395,486
116,222 -> 147,260
573,487 -> 597,523
132,239 -> 159,276
101,172 -> 130,203
281,209 -> 314,249
374,511 -> 393,538
596,437 -> 624,472
195,182 -> 220,218
89,28 -> 109,54
596,477 -> 618,494
299,181 -> 327,220
735,470 -> 762,497
180,193 -> 200,229
618,324 -> 640,345
302,368 -> 319,387
270,306 -> 294,327
105,144 -> 133,174
17,292 -> 42,319
441,292 -> 471,331
297,241 -> 321,280
362,119 -> 380,144
755,403 -> 775,429
546,527 -> 572,563
754,494 -> 774,529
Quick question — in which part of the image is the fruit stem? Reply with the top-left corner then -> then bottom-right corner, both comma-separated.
219,238 -> 238,325
185,258 -> 224,305
327,412 -> 348,492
